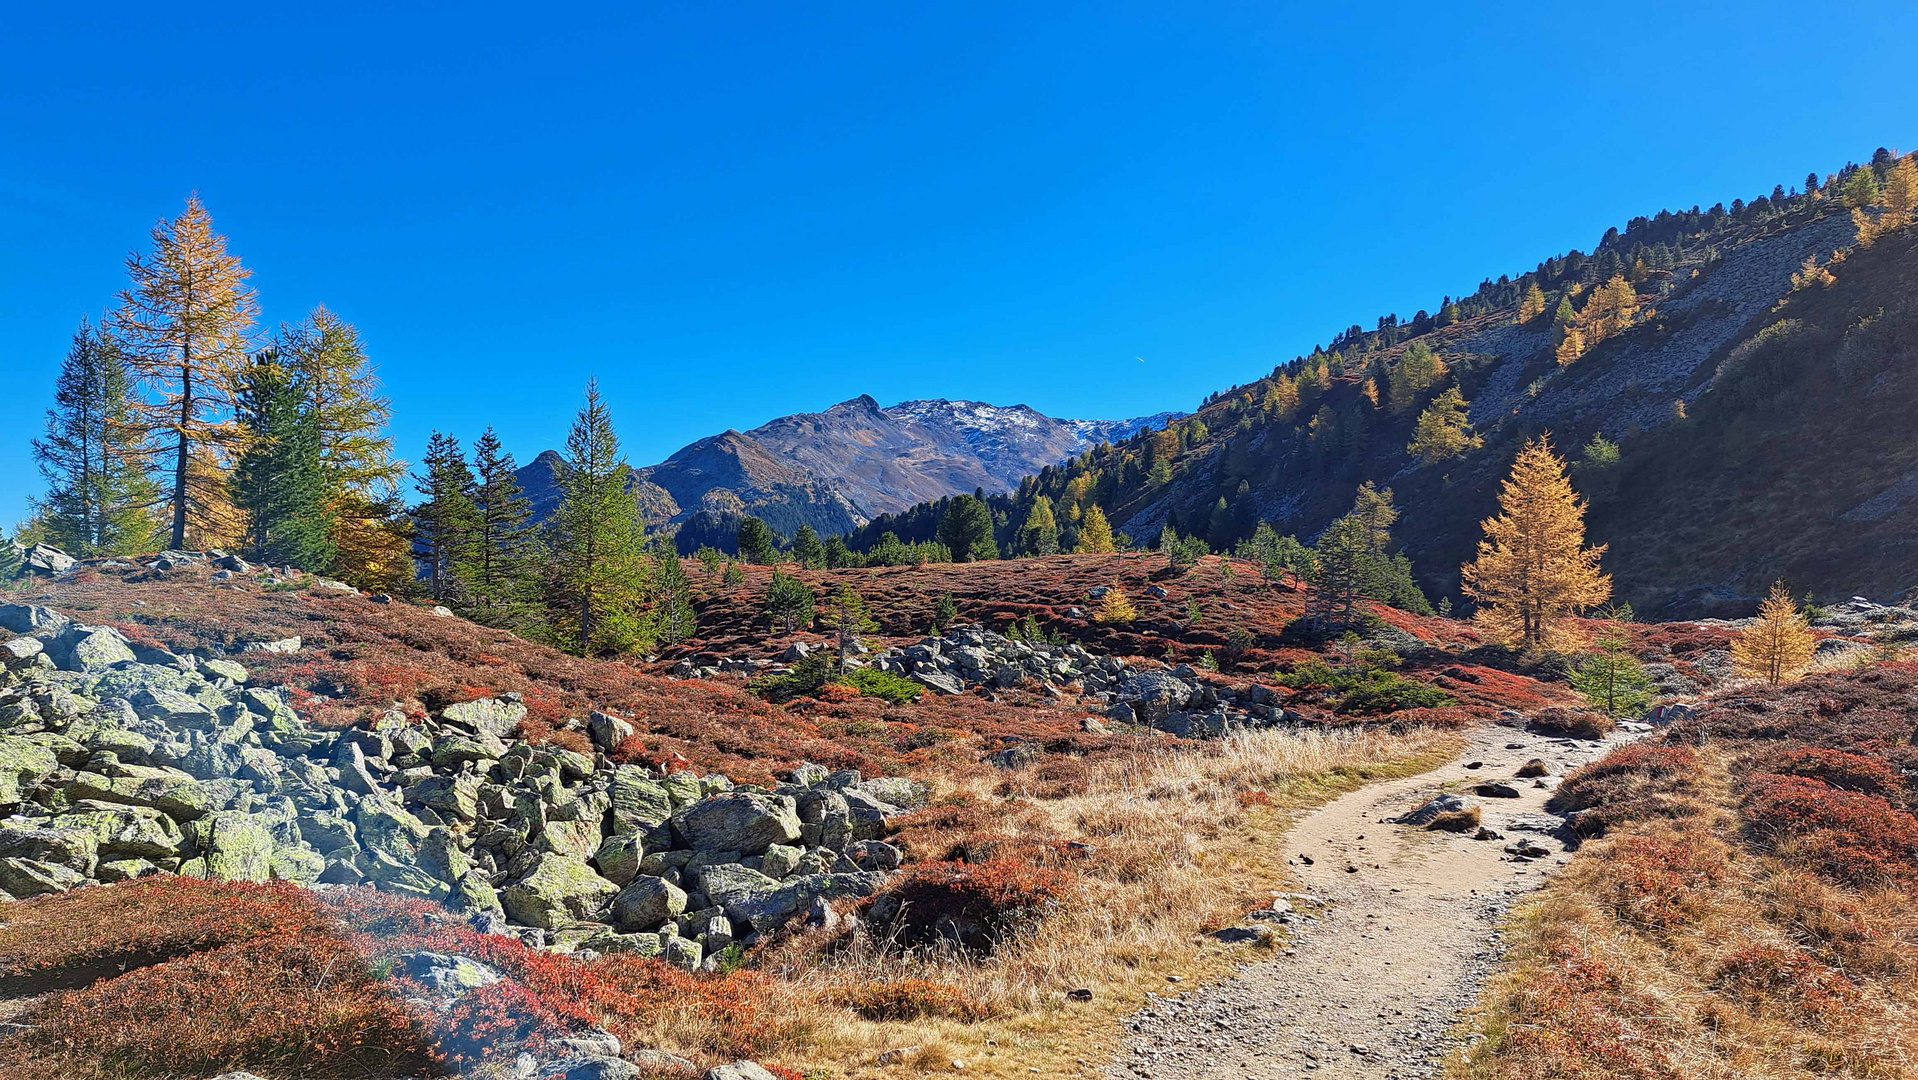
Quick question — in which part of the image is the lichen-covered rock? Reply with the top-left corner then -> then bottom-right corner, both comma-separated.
609,767 -> 674,832
611,874 -> 688,931
49,625 -> 137,672
672,792 -> 800,856
438,696 -> 525,737
0,735 -> 61,809
501,853 -> 618,929
182,810 -> 276,881
594,833 -> 646,887
52,804 -> 185,860
0,857 -> 88,897
66,771 -> 238,821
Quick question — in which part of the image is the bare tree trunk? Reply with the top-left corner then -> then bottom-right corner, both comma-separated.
172,358 -> 191,550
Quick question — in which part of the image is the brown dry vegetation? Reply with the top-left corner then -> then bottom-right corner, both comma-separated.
6,557 -> 1496,1077
1451,663 -> 1918,1079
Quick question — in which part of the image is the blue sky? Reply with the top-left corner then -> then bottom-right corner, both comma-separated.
3,2 -> 1914,528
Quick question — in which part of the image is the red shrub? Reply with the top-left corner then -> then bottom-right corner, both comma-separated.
1601,833 -> 1728,932
1548,743 -> 1703,833
1742,774 -> 1918,886
1486,940 -> 1680,1079
1712,942 -> 1858,1023
868,859 -> 1067,953
1758,746 -> 1905,802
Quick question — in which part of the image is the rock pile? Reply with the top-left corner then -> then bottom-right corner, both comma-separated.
0,594 -> 924,971
678,625 -> 1312,741
871,625 -> 1308,739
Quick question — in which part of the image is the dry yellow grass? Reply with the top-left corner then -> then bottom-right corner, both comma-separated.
749,724 -> 1463,1077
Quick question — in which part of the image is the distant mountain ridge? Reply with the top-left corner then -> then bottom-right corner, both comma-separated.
516,395 -> 1181,549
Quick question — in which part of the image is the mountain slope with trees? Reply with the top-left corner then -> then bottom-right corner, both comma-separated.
851,150 -> 1918,618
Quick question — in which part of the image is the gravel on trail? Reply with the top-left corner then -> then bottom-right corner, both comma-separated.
1108,724 -> 1622,1079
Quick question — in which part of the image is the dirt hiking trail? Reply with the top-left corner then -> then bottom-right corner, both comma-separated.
1109,723 -> 1621,1079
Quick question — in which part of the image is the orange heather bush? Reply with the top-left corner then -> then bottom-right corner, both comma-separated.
0,877 -> 329,989
1756,744 -> 1905,801
1599,830 -> 1729,932
1710,942 -> 1859,1027
1740,774 -> 1918,887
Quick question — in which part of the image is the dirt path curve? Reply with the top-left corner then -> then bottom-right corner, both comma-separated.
1109,723 -> 1622,1079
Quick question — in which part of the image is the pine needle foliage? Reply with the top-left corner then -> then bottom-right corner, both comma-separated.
543,381 -> 652,656
1570,626 -> 1657,719
232,356 -> 334,572
30,319 -> 160,555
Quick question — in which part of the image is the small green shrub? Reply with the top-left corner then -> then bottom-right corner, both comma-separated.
838,667 -> 924,705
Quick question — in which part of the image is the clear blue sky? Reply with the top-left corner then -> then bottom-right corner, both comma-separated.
3,2 -> 1914,529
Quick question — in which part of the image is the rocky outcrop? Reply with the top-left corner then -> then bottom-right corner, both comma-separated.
0,573 -> 918,971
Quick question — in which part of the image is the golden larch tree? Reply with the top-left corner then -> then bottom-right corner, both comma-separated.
1461,435 -> 1612,651
1516,282 -> 1547,323
1406,386 -> 1482,463
273,305 -> 411,588
1074,504 -> 1116,554
1093,584 -> 1137,625
1730,580 -> 1817,684
114,195 -> 259,550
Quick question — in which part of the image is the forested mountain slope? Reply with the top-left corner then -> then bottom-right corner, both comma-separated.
857,154 -> 1917,618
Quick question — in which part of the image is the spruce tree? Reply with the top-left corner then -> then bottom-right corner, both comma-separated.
232,357 -> 334,571
544,381 -> 651,655
789,523 -> 825,568
736,516 -> 778,565
937,494 -> 998,562
1462,436 -> 1612,651
1018,495 -> 1060,555
651,542 -> 697,647
31,319 -> 159,555
412,432 -> 478,602
114,195 -> 259,550
461,427 -> 540,627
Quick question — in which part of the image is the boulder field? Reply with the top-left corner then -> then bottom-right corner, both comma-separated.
0,592 -> 926,973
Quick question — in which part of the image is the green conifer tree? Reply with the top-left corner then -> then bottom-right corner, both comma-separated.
937,495 -> 998,562
412,431 -> 478,602
1570,628 -> 1657,718
651,542 -> 697,646
736,516 -> 778,565
766,569 -> 814,633
461,427 -> 540,628
790,523 -> 825,568
233,356 -> 334,571
31,319 -> 160,555
544,381 -> 651,655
